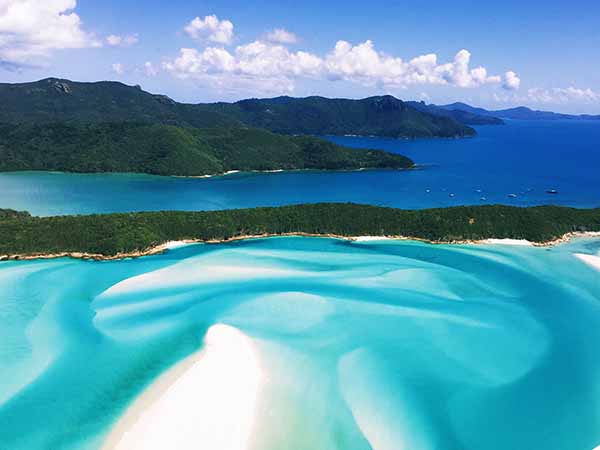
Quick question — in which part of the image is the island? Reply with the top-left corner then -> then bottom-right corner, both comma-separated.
0,122 -> 413,176
1,204 -> 599,259
0,78 -> 476,138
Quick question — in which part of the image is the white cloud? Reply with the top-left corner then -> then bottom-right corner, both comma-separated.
322,43 -> 507,88
164,38 -> 518,96
184,15 -> 234,45
163,41 -> 321,94
0,0 -> 99,67
112,62 -> 124,75
144,61 -> 158,77
106,34 -> 139,47
503,70 -> 520,90
265,28 -> 298,44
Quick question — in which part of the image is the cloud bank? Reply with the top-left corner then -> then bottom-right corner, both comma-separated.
165,35 -> 520,95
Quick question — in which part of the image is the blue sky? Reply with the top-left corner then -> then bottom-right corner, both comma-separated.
1,0 -> 599,113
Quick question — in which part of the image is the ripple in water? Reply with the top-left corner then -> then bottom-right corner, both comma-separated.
0,237 -> 599,450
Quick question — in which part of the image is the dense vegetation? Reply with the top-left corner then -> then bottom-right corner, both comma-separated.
0,78 -> 475,138
0,78 -> 241,128
214,95 -> 477,137
1,204 -> 598,257
0,122 -> 413,175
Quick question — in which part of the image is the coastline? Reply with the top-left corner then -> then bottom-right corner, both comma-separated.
2,231 -> 599,263
172,166 -> 413,179
0,166 -> 413,181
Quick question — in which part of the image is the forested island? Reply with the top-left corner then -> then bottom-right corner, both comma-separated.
1,204 -> 599,258
0,122 -> 412,175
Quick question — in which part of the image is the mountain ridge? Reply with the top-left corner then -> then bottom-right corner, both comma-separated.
0,78 -> 475,138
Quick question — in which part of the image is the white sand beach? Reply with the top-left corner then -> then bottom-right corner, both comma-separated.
483,238 -> 533,246
353,236 -> 392,242
102,324 -> 264,450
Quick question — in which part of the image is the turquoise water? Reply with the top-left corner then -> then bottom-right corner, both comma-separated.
1,119 -> 600,449
1,120 -> 599,216
1,237 -> 600,449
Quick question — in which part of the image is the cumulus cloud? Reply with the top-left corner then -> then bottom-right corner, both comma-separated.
0,0 -> 99,67
164,38 -> 519,95
322,43 -> 507,89
106,34 -> 138,47
184,15 -> 234,45
265,28 -> 298,44
503,71 -> 520,90
163,41 -> 321,93
111,62 -> 124,75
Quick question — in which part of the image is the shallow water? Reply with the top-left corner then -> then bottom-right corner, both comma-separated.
1,120 -> 599,216
1,237 -> 599,450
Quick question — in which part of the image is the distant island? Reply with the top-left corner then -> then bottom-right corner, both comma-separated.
1,204 -> 599,259
438,102 -> 600,121
406,101 -> 505,125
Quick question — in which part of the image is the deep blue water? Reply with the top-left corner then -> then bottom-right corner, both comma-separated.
0,120 -> 598,216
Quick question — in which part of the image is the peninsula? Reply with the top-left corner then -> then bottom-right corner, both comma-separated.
0,122 -> 412,176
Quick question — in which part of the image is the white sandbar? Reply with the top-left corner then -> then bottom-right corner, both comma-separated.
102,324 -> 264,450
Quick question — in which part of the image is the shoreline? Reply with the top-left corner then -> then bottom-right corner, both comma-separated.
0,166 -> 414,180
2,232 -> 599,263
172,166 -> 414,179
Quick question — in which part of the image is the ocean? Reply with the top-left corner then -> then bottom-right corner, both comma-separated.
1,120 -> 599,450
0,120 -> 598,216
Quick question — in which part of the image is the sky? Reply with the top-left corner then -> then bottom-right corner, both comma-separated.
0,0 -> 599,113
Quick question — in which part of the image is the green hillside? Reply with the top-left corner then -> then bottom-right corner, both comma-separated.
215,95 -> 476,137
0,79 -> 475,138
0,78 -> 240,128
0,122 -> 413,176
